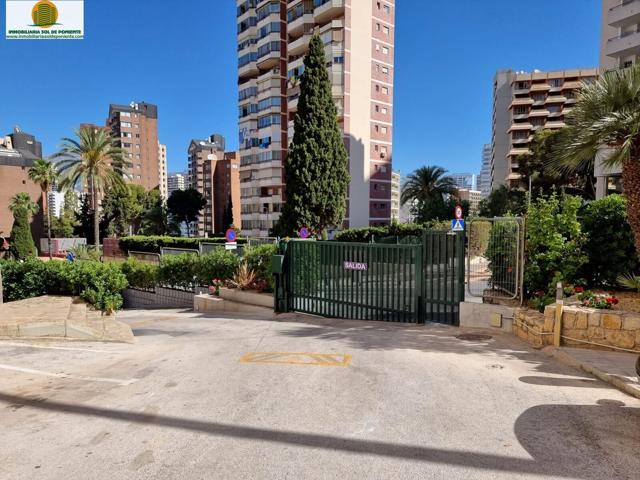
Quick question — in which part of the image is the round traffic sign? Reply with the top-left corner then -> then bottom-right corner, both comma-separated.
225,228 -> 237,243
455,205 -> 463,220
299,227 -> 310,239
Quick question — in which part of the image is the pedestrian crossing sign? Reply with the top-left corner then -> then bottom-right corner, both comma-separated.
451,219 -> 465,231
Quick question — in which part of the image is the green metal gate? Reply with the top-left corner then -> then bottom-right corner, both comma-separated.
274,231 -> 465,325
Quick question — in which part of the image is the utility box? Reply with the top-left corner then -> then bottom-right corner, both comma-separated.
272,255 -> 284,274
490,313 -> 502,328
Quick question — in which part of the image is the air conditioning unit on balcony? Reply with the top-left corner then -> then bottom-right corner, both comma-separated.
380,152 -> 386,158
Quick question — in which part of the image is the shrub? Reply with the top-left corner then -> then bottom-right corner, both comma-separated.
120,259 -> 158,290
243,243 -> 277,291
196,249 -> 240,286
154,250 -> 240,290
524,193 -> 587,297
486,220 -> 519,293
119,235 -> 247,254
579,195 -> 638,287
334,227 -> 387,243
9,206 -> 37,259
334,222 -> 451,243
0,259 -> 127,313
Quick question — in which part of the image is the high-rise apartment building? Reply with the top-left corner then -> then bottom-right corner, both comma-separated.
167,172 -> 187,196
106,102 -> 160,192
598,0 -> 628,198
158,143 -> 168,200
600,0 -> 640,70
187,134 -> 241,236
457,189 -> 482,215
448,173 -> 477,191
491,68 -> 598,189
0,127 -> 44,238
237,0 -> 396,236
479,144 -> 492,198
390,170 -> 400,221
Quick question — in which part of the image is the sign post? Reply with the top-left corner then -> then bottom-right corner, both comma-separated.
451,204 -> 465,232
225,228 -> 237,250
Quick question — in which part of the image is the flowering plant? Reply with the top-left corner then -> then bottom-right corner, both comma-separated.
209,278 -> 223,297
577,290 -> 618,309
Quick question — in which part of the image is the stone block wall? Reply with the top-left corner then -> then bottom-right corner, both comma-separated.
514,305 -> 640,352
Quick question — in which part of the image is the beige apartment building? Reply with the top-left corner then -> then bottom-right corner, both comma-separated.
390,169 -> 400,221
106,102 -> 161,193
457,189 -> 482,216
187,134 -> 241,236
237,0 -> 396,236
598,0 -> 632,197
158,143 -> 168,199
490,68 -> 598,189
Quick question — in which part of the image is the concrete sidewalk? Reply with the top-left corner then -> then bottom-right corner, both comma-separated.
543,346 -> 640,399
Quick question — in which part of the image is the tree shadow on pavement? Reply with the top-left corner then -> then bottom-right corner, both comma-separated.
1,391 -> 638,478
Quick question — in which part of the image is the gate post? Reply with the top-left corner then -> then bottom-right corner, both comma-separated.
415,240 -> 424,323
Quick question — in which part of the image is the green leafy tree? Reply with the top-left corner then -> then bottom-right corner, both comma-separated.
53,127 -> 130,248
167,188 -> 206,237
75,194 -> 96,242
580,194 -> 638,287
222,193 -> 234,234
524,193 -> 587,297
140,190 -> 179,236
275,34 -> 350,236
51,189 -> 79,238
478,185 -> 526,217
8,193 -> 39,259
550,64 -> 640,254
28,159 -> 58,259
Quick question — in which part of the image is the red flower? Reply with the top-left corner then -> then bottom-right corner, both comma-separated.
612,297 -> 619,305
574,286 -> 584,293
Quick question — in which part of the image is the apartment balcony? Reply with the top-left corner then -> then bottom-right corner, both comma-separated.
545,121 -> 566,129
511,137 -> 532,145
314,0 -> 344,24
289,32 -> 312,56
528,109 -> 550,118
546,96 -> 567,104
508,148 -> 530,157
256,50 -> 281,70
530,83 -> 551,92
512,88 -> 530,95
509,98 -> 534,109
512,113 -> 529,120
288,13 -> 313,37
606,30 -> 640,58
608,0 -> 640,28
507,123 -> 533,133
239,61 -> 260,79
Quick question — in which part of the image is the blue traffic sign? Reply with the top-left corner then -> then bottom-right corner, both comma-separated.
299,227 -> 310,239
225,228 -> 237,243
451,219 -> 465,232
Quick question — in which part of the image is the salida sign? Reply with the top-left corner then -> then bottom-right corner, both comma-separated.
343,261 -> 368,271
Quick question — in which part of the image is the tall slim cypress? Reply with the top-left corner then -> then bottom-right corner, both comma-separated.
275,35 -> 350,236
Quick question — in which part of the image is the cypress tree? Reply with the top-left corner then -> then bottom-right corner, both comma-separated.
222,193 -> 234,233
10,206 -> 37,259
275,34 -> 350,236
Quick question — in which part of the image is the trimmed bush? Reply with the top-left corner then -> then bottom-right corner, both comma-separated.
334,221 -> 450,243
579,194 -> 638,287
243,243 -> 278,291
334,227 -> 387,243
9,206 -> 37,259
119,235 -> 247,254
120,259 -> 158,290
0,259 -> 128,313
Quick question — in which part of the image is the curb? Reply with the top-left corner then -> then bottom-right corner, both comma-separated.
542,346 -> 640,400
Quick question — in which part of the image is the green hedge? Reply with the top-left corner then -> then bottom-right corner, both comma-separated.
0,259 -> 128,312
334,221 -> 451,243
580,194 -> 638,287
243,243 -> 278,291
119,235 -> 248,254
122,249 -> 240,290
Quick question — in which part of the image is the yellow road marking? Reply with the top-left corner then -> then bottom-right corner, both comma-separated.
239,352 -> 352,367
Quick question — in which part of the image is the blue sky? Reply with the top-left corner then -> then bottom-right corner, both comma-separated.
0,0 -> 600,176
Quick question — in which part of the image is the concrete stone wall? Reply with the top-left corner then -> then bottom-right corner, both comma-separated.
459,301 -> 518,333
514,306 -> 640,352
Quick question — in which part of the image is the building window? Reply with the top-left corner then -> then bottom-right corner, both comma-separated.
381,126 -> 387,134
382,86 -> 389,94
383,25 -> 389,35
376,23 -> 380,31
383,4 -> 390,13
381,66 -> 388,74
375,43 -> 380,51
121,122 -> 131,128
375,105 -> 379,112
381,106 -> 387,114
382,46 -> 389,55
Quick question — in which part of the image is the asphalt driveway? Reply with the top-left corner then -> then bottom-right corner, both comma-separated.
1,309 -> 639,479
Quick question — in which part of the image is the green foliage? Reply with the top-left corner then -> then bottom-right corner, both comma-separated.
243,243 -> 278,291
9,206 -> 37,260
617,272 -> 640,292
221,193 -> 234,235
530,294 -> 554,313
414,196 -> 470,223
579,194 -> 638,287
468,220 -> 491,258
119,235 -> 247,254
486,221 -> 519,292
334,226 -> 387,243
334,221 -> 450,243
478,185 -> 526,217
167,188 -> 206,237
275,35 -> 350,236
524,193 -> 587,297
120,259 -> 158,290
156,250 -> 240,289
1,259 -> 127,313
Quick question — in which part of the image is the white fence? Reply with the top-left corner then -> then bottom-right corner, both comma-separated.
40,238 -> 87,255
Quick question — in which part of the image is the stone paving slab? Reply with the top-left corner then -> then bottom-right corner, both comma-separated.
543,345 -> 640,399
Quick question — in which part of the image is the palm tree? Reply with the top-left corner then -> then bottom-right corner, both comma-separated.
52,127 -> 130,249
400,166 -> 458,206
28,158 -> 58,259
551,65 -> 640,253
9,192 -> 39,216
